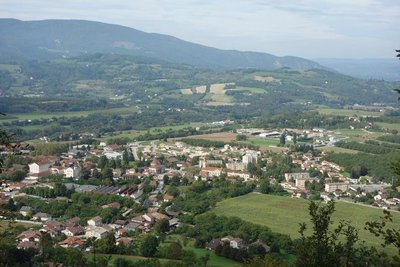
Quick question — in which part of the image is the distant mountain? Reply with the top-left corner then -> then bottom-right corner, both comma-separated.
0,18 -> 324,70
315,58 -> 400,81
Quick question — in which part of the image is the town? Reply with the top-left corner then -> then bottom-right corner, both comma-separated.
1,125 -> 399,266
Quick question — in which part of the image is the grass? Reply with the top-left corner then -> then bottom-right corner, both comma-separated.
185,132 -> 237,142
180,88 -> 193,95
317,108 -> 382,117
331,128 -> 385,142
0,64 -> 20,72
0,106 -> 139,122
206,83 -> 235,106
101,122 -> 204,140
85,253 -> 178,264
317,146 -> 359,154
162,235 -> 240,267
233,86 -> 266,94
213,193 -> 400,255
239,137 -> 280,147
0,220 -> 36,232
375,122 -> 400,131
195,85 -> 207,94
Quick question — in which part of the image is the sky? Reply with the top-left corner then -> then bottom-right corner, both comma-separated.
0,0 -> 399,59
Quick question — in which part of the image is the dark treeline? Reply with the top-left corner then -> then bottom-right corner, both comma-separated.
180,138 -> 225,148
324,152 -> 400,182
335,141 -> 399,154
377,135 -> 400,144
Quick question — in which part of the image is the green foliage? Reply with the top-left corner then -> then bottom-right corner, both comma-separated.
336,140 -> 399,154
154,219 -> 170,234
378,135 -> 400,144
173,179 -> 254,215
181,138 -> 225,148
178,213 -> 293,255
34,142 -> 70,155
236,134 -> 247,141
140,235 -> 159,257
365,209 -> 400,255
296,201 -> 375,267
324,152 -> 400,182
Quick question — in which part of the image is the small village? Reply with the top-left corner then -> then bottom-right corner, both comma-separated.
0,126 -> 399,262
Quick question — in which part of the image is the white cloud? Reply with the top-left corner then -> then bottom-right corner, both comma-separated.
0,0 -> 398,58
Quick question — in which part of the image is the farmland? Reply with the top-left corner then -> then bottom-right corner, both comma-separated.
185,132 -> 238,142
317,108 -> 383,117
213,193 -> 400,254
0,106 -> 139,123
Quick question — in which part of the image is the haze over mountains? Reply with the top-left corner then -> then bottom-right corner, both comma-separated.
315,58 -> 400,81
0,18 -> 324,70
0,19 -> 398,81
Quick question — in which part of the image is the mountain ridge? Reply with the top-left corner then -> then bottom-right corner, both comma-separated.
0,18 -> 324,70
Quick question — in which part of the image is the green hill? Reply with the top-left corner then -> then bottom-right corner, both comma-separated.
213,193 -> 400,254
0,18 -> 323,70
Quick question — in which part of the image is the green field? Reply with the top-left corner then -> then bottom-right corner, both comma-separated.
213,193 -> 400,254
0,106 -> 139,122
163,235 -> 239,267
233,86 -> 266,94
239,137 -> 280,147
100,122 -> 205,140
317,146 -> 359,154
375,122 -> 400,131
331,128 -> 385,141
317,108 -> 383,117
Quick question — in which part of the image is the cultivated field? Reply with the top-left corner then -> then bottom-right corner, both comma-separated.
375,122 -> 400,131
254,75 -> 281,83
195,85 -> 207,94
213,193 -> 400,254
180,88 -> 193,95
0,106 -> 139,123
317,108 -> 383,117
331,128 -> 385,142
185,132 -> 238,142
101,122 -> 205,140
206,83 -> 235,106
317,146 -> 359,154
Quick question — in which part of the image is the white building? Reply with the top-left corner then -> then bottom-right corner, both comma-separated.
65,166 -> 81,179
85,226 -> 108,239
29,162 -> 52,174
87,216 -> 102,226
325,183 -> 349,193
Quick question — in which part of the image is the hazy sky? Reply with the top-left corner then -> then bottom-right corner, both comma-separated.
1,0 -> 399,59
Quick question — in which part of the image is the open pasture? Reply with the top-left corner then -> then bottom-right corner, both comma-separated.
213,193 -> 400,254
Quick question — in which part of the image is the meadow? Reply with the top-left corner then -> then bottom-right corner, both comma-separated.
0,106 -> 139,123
317,108 -> 383,117
213,193 -> 400,255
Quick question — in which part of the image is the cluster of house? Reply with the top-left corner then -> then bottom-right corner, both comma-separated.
236,127 -> 339,147
27,156 -> 81,180
15,206 -> 180,251
198,151 -> 258,181
205,235 -> 270,252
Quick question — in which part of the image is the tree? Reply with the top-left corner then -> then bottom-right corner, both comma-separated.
259,179 -> 272,194
97,232 -> 116,254
279,133 -> 286,146
154,218 -> 170,234
296,200 -> 369,267
166,242 -> 182,260
140,235 -> 159,257
365,208 -> 400,256
236,134 -> 247,141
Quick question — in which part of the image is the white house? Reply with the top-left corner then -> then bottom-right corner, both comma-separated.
85,226 -> 108,239
29,162 -> 52,174
65,166 -> 81,179
87,216 -> 102,226
32,212 -> 52,222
